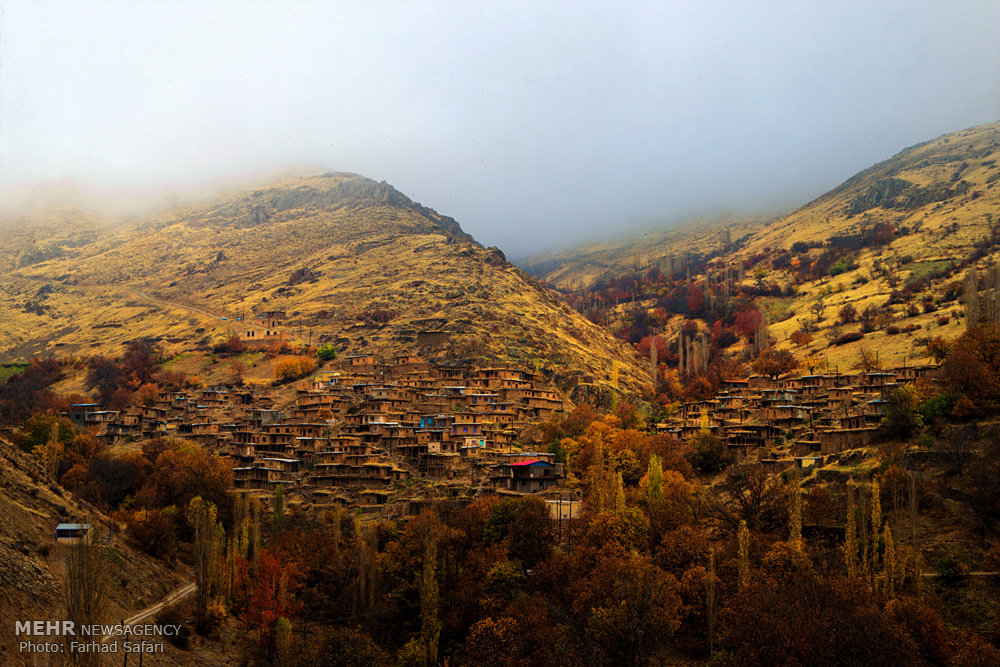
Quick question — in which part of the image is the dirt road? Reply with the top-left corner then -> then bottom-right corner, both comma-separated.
101,582 -> 196,643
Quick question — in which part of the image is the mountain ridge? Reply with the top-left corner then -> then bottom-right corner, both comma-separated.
0,172 -> 648,392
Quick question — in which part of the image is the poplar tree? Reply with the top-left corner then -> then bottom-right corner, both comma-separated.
845,484 -> 859,579
64,520 -> 107,667
706,547 -> 716,656
870,480 -> 882,588
613,471 -> 626,517
273,484 -> 285,532
738,520 -> 750,590
883,523 -> 896,598
646,453 -> 664,502
186,496 -> 219,625
789,475 -> 803,550
649,337 -> 658,386
251,496 -> 262,570
420,525 -> 441,666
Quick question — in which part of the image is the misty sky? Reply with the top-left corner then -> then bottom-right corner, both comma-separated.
2,1 -> 998,257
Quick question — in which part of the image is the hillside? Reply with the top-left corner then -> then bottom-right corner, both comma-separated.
743,121 -> 1000,254
0,173 -> 647,391
520,212 -> 777,290
0,435 -> 201,661
518,121 -> 1000,373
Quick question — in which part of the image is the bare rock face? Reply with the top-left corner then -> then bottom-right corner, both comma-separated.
244,203 -> 270,227
237,174 -> 478,243
570,382 -> 617,411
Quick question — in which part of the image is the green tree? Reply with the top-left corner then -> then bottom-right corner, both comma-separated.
317,343 -> 338,361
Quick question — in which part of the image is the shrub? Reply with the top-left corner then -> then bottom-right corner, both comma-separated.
212,334 -> 245,355
316,344 -> 338,361
274,356 -> 317,381
156,604 -> 191,648
831,332 -> 864,346
838,303 -> 857,324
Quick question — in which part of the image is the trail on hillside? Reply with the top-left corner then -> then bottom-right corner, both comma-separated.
16,273 -> 223,321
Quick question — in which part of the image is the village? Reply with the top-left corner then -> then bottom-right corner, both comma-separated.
59,318 -> 939,514
62,352 -> 573,511
656,362 -> 939,472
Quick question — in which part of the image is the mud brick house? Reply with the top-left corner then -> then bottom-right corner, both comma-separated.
65,404 -> 118,432
818,427 -> 876,454
490,459 -> 563,494
233,462 -> 294,490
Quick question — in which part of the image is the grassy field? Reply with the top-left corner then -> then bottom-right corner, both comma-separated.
0,362 -> 27,382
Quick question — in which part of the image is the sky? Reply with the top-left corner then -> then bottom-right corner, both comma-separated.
1,1 -> 998,257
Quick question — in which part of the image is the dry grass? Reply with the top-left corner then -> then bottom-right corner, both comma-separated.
0,172 -> 648,390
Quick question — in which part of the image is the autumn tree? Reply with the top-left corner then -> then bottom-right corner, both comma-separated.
274,356 -> 317,381
878,385 -> 922,442
925,336 -> 950,364
751,347 -> 798,379
838,303 -> 858,324
714,466 -> 787,532
419,521 -> 441,666
240,550 -> 303,660
717,575 -> 919,665
789,330 -> 813,347
0,357 -> 63,424
940,324 -> 1000,414
575,552 -> 682,665
187,496 -> 221,628
860,304 -> 881,333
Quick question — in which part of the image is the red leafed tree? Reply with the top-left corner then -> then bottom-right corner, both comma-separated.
637,335 -> 670,360
734,308 -> 763,339
686,284 -> 704,315
240,550 -> 303,659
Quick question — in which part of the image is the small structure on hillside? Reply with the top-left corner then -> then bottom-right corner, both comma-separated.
55,523 -> 91,545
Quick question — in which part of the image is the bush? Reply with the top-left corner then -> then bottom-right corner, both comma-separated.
838,303 -> 857,324
831,332 -> 864,346
212,334 -> 245,355
274,356 -> 317,381
316,344 -> 338,361
156,604 -> 190,648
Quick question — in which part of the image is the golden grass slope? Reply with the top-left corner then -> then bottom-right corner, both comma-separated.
742,121 -> 1000,254
520,213 -> 776,290
520,121 -> 1000,371
0,173 -> 647,390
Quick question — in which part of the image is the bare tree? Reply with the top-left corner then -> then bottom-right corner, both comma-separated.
714,466 -> 787,532
965,268 -> 980,329
64,523 -> 108,666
